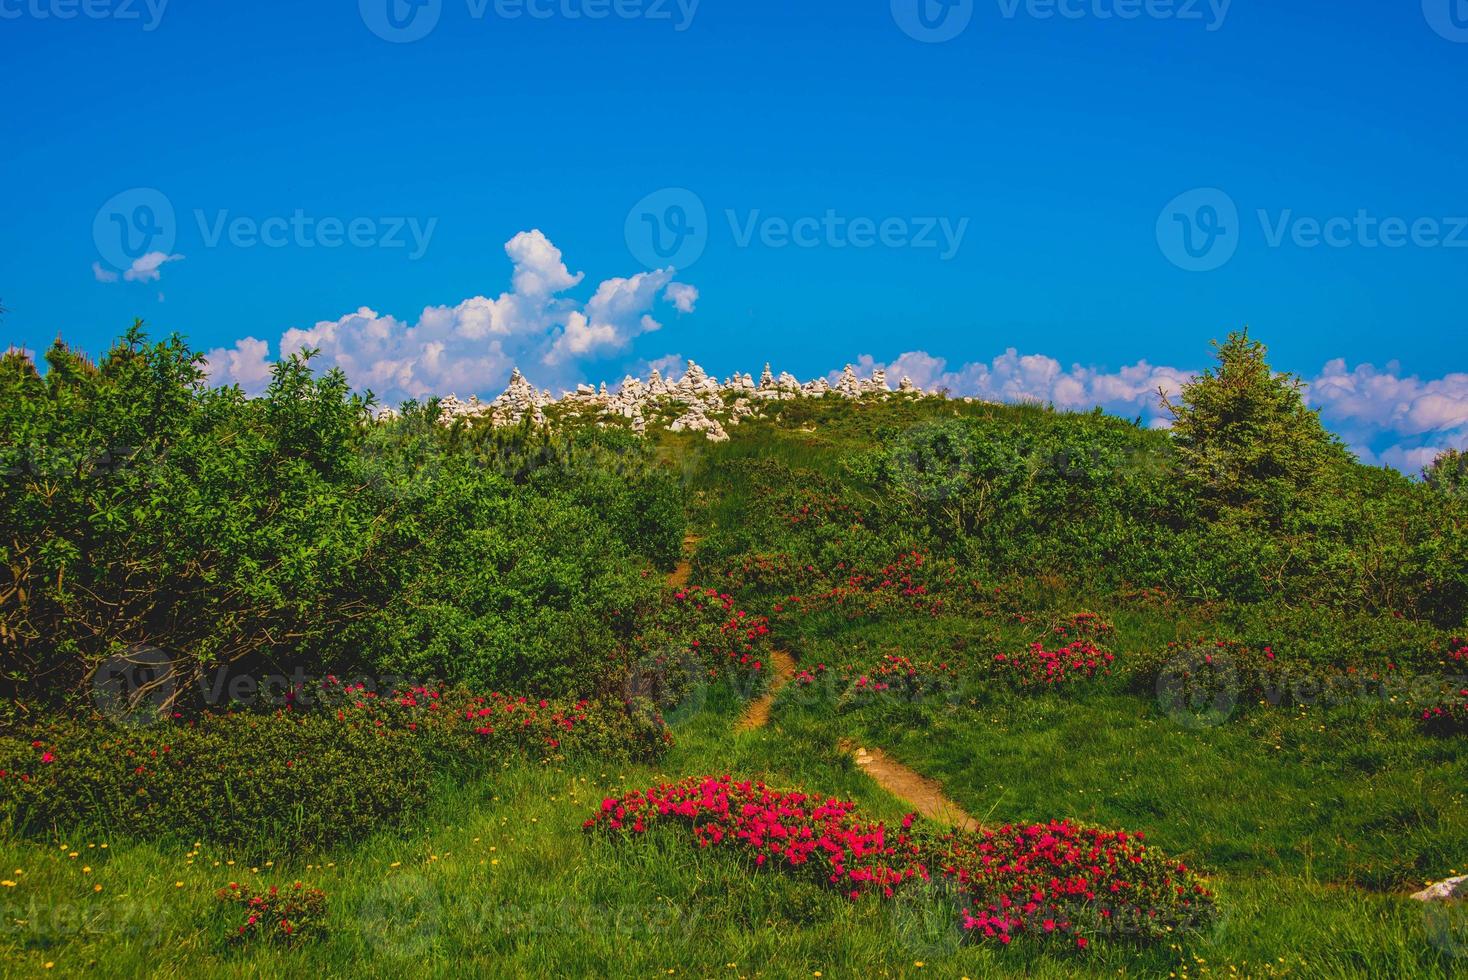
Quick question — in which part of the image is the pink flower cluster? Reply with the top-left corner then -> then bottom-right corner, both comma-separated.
585,775 -> 929,899
938,820 -> 1211,947
1421,685 -> 1468,734
669,587 -> 773,679
587,775 -> 1217,951
992,641 -> 1115,688
316,678 -> 594,753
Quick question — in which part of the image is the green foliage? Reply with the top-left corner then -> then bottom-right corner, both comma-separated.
0,688 -> 665,850
1162,329 -> 1349,522
1,326 -> 685,706
1423,446 -> 1468,497
0,325 -> 374,703
0,711 -> 431,849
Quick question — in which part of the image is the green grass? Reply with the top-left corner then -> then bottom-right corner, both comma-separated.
3,659 -> 1463,977
3,398 -> 1464,977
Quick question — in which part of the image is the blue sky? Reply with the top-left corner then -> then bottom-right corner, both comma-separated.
2,0 -> 1465,469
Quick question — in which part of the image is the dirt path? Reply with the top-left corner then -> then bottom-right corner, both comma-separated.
840,740 -> 979,831
665,534 -> 796,732
664,535 -> 969,829
735,649 -> 797,732
665,534 -> 700,590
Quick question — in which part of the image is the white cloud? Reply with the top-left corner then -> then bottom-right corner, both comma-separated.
638,352 -> 686,380
202,337 -> 275,391
1308,358 -> 1468,475
203,230 -> 696,403
664,282 -> 698,314
864,349 -> 1191,424
545,267 -> 693,364
122,251 -> 184,283
92,262 -> 119,284
862,349 -> 1466,474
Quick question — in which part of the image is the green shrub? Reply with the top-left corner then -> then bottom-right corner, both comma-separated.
0,711 -> 430,849
217,880 -> 328,947
0,687 -> 668,849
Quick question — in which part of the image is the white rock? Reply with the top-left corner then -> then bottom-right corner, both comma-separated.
1412,875 -> 1468,902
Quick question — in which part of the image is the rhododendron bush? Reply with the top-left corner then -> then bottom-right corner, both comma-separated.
0,682 -> 668,848
586,775 -> 929,900
218,880 -> 328,947
937,820 -> 1214,946
587,775 -> 1216,950
1420,685 -> 1468,735
766,552 -> 970,622
989,640 -> 1115,689
624,586 -> 775,711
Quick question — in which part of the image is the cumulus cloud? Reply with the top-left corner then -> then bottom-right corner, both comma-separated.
203,230 -> 696,402
860,349 -> 1466,474
861,349 -> 1191,425
1307,358 -> 1468,474
92,262 -> 120,284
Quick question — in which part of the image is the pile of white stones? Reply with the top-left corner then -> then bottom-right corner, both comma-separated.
418,361 -> 926,441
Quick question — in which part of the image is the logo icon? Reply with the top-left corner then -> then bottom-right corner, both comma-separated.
93,188 -> 176,274
625,187 -> 708,271
1424,0 -> 1468,42
623,642 -> 710,724
360,0 -> 442,43
1156,188 -> 1239,272
360,872 -> 441,956
91,644 -> 176,728
1155,645 -> 1240,730
891,0 -> 974,43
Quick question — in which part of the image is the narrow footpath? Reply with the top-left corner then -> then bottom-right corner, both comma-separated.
670,531 -> 977,831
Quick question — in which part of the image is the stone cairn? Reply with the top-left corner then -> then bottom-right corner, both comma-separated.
424,361 -> 927,441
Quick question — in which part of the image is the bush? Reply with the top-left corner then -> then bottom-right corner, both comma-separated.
217,880 -> 328,947
0,685 -> 667,848
587,775 -> 1216,950
0,327 -> 683,708
0,329 -> 374,707
0,711 -> 430,849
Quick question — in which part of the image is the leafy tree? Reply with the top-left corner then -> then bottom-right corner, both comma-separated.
1424,447 -> 1468,497
1161,329 -> 1347,521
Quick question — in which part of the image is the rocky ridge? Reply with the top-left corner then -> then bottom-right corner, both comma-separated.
414,361 -> 933,441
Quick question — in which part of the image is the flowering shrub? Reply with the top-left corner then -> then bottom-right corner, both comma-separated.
768,552 -> 970,622
839,655 -> 961,708
1420,687 -> 1468,735
311,678 -> 669,764
939,820 -> 1215,947
990,641 -> 1115,690
1048,612 -> 1115,643
622,586 -> 775,712
588,775 -> 1216,950
586,775 -> 929,900
0,685 -> 668,848
784,489 -> 863,529
217,880 -> 327,947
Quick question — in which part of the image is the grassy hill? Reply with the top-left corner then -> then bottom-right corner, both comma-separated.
1,328 -> 1465,976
